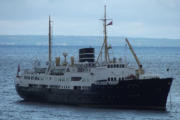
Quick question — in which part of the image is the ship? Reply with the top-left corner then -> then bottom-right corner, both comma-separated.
15,5 -> 173,110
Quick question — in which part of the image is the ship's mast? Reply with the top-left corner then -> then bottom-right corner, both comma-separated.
48,16 -> 52,65
104,5 -> 108,63
96,5 -> 111,64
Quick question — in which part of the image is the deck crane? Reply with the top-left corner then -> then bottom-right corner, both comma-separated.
125,38 -> 144,76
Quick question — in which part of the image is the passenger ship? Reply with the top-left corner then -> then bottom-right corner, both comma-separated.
15,5 -> 173,110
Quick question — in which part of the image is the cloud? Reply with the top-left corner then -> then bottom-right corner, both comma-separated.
0,0 -> 180,38
158,0 -> 180,10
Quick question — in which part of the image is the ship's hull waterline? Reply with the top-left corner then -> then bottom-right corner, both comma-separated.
16,78 -> 173,110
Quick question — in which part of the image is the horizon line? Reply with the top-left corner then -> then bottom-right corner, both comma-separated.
0,34 -> 179,40
0,44 -> 180,48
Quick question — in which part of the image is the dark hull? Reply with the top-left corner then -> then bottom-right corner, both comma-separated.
16,78 -> 173,110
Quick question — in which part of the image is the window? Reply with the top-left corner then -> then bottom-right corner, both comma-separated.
35,77 -> 39,80
74,86 -> 81,90
66,68 -> 70,72
122,64 -> 125,68
71,77 -> 82,81
113,64 -> 116,68
92,64 -> 95,67
24,76 -> 30,80
31,76 -> 34,80
117,64 -> 119,68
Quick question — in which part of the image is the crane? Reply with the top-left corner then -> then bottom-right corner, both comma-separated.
125,38 -> 144,75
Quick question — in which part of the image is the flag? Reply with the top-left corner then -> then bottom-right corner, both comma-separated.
107,21 -> 113,26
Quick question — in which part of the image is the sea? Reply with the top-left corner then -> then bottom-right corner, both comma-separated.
0,35 -> 180,120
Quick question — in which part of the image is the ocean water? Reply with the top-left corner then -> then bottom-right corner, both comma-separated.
0,36 -> 180,120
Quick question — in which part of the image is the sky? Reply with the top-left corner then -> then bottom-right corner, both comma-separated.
0,0 -> 180,39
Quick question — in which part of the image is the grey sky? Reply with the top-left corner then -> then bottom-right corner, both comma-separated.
0,0 -> 180,38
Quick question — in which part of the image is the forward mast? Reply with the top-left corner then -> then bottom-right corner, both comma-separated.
48,16 -> 52,66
